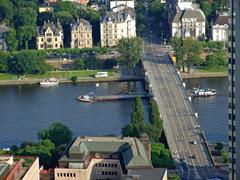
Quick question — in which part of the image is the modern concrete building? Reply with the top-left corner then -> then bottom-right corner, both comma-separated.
70,19 -> 93,49
0,156 -> 40,180
0,24 -> 11,51
54,136 -> 167,180
212,14 -> 228,41
228,1 -> 239,180
36,20 -> 64,50
100,8 -> 136,47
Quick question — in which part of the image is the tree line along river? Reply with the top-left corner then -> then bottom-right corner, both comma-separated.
0,77 -> 227,148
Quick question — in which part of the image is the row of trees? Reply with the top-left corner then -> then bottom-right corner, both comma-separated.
0,50 -> 50,75
171,37 -> 227,72
70,58 -> 117,70
0,0 -> 101,50
10,123 -> 73,168
122,97 -> 163,143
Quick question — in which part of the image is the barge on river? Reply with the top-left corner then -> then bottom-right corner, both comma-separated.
77,92 -> 150,102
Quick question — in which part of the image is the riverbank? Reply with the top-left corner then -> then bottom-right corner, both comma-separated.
181,71 -> 227,79
0,70 -> 144,86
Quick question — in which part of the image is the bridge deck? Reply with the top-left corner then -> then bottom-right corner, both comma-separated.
143,42 -> 217,179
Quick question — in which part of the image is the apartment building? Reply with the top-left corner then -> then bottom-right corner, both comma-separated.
0,156 -> 40,180
228,1 -> 240,179
54,136 -> 167,180
36,20 -> 64,50
70,19 -> 93,49
172,0 -> 206,39
212,14 -> 228,41
100,8 -> 136,47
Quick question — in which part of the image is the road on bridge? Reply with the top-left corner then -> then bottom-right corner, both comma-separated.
142,1 -> 219,179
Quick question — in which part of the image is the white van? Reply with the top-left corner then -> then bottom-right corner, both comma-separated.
95,72 -> 108,78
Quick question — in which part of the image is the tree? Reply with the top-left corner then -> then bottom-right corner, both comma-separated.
168,174 -> 181,180
0,51 -> 9,73
131,96 -> 145,126
149,0 -> 164,17
117,37 -> 143,73
221,150 -> 229,163
0,0 -> 13,21
55,1 -> 77,18
38,123 -> 73,147
8,50 -> 48,75
14,7 -> 37,28
170,37 -> 185,71
70,59 -> 85,70
149,99 -> 163,140
215,142 -> 224,152
183,38 -> 203,73
6,29 -> 18,51
14,139 -> 55,168
54,11 -> 74,25
151,143 -> 174,168
122,96 -> 145,138
17,25 -> 36,49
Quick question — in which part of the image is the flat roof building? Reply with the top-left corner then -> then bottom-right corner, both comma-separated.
55,136 -> 167,180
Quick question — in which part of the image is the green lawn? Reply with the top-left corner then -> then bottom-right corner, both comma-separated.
0,73 -> 18,80
194,66 -> 227,73
0,70 -> 115,80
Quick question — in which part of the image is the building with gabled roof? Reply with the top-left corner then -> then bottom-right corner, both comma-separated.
70,19 -> 93,49
212,14 -> 228,41
172,8 -> 206,39
100,7 -> 136,47
54,136 -> 167,180
36,20 -> 64,50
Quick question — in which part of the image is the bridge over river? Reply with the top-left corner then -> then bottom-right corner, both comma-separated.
142,42 -> 219,179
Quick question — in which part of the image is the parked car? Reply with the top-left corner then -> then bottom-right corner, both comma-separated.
95,72 -> 108,78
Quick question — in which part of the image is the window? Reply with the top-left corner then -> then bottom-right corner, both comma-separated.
64,173 -> 66,177
55,44 -> 58,47
41,38 -> 44,42
73,173 -> 76,177
55,38 -> 57,41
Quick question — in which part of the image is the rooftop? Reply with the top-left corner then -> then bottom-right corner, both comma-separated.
71,19 -> 92,31
101,8 -> 135,23
213,15 -> 228,26
59,136 -> 152,169
37,20 -> 63,36
173,9 -> 205,23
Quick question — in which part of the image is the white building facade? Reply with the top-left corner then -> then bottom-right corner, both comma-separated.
212,15 -> 228,41
110,0 -> 134,9
100,8 -> 136,47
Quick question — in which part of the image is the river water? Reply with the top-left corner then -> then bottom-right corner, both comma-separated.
0,77 -> 228,148
0,81 -> 148,148
184,77 -> 228,143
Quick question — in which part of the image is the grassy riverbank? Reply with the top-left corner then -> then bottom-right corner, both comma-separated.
0,70 -> 115,80
181,67 -> 227,79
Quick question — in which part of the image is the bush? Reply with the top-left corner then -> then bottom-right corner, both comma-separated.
151,143 -> 174,168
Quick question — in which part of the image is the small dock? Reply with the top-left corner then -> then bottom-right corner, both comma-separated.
77,92 -> 150,102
